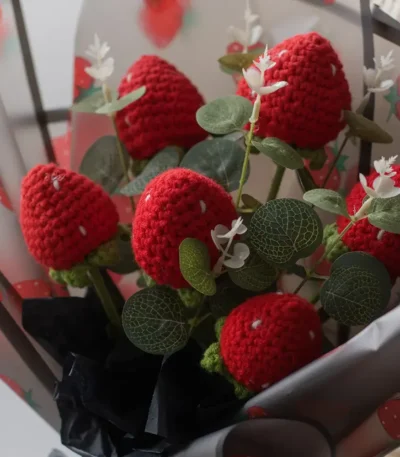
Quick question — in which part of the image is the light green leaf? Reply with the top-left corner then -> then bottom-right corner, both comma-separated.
248,198 -> 323,267
119,147 -> 180,196
321,252 -> 391,326
242,194 -> 262,210
180,138 -> 249,192
179,238 -> 216,296
303,189 -> 349,217
228,251 -> 278,292
196,95 -> 253,135
344,111 -> 393,144
368,196 -> 400,234
95,86 -> 146,115
79,135 -> 129,193
218,51 -> 262,72
122,286 -> 189,355
71,89 -> 107,113
252,138 -> 304,170
296,167 -> 318,192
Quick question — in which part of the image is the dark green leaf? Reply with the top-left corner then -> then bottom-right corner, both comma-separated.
344,111 -> 393,144
196,95 -> 253,135
252,138 -> 304,170
321,252 -> 391,326
249,198 -> 323,267
122,286 -> 189,354
180,138 -> 249,192
79,135 -> 129,193
179,239 -> 216,296
107,234 -> 139,274
71,89 -> 108,113
207,277 -> 250,318
119,147 -> 180,196
218,51 -> 262,72
242,194 -> 262,210
228,251 -> 278,292
136,274 -> 147,289
303,189 -> 349,217
96,86 -> 146,114
286,264 -> 308,278
296,167 -> 318,191
368,196 -> 400,234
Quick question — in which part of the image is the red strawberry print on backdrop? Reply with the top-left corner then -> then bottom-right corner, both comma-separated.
378,396 -> 400,440
52,128 -> 71,170
384,74 -> 400,122
0,375 -> 40,410
139,0 -> 191,49
237,33 -> 351,149
0,177 -> 13,211
0,280 -> 52,312
133,168 -> 237,289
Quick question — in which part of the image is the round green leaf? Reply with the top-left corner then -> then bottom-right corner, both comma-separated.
228,251 -> 278,292
249,198 -> 323,267
196,95 -> 253,135
179,238 -> 216,296
252,138 -> 304,170
79,135 -> 129,193
71,88 -> 107,113
321,252 -> 391,326
122,286 -> 189,355
218,51 -> 262,72
368,196 -> 400,234
180,138 -> 249,192
96,86 -> 146,114
303,189 -> 349,217
344,111 -> 393,144
119,147 -> 180,196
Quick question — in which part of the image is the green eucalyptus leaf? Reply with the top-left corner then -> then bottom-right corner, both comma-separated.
252,138 -> 304,170
180,138 -> 249,192
228,252 -> 278,292
303,189 -> 349,217
249,198 -> 323,267
208,277 -> 254,318
122,286 -> 189,355
222,131 -> 245,142
344,111 -> 393,144
368,196 -> 400,234
296,167 -> 318,192
196,95 -> 253,135
79,135 -> 129,193
321,252 -> 391,326
71,89 -> 107,113
179,238 -> 216,296
120,147 -> 180,196
95,86 -> 146,114
218,51 -> 262,72
107,233 -> 138,274
297,148 -> 327,171
242,194 -> 262,210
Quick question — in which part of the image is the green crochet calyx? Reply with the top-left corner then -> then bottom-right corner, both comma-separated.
323,223 -> 350,263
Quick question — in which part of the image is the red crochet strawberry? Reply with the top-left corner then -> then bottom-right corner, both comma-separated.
236,32 -> 351,149
74,56 -> 94,101
324,165 -> 400,281
20,164 -> 119,271
115,55 -> 208,160
133,168 -> 237,288
201,293 -> 322,398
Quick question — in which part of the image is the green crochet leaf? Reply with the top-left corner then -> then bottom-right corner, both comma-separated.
79,136 -> 129,193
368,196 -> 400,234
344,111 -> 393,144
178,288 -> 204,309
180,138 -> 249,192
303,189 -> 350,218
252,138 -> 304,170
50,264 -> 92,288
201,342 -> 225,374
228,251 -> 278,292
122,286 -> 189,355
196,95 -> 253,135
323,223 -> 349,263
215,317 -> 226,340
95,86 -> 146,114
321,252 -> 391,326
249,198 -> 323,267
87,239 -> 120,267
179,238 -> 216,296
120,147 -> 180,196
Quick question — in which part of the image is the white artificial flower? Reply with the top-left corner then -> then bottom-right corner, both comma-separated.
374,50 -> 395,72
242,67 -> 288,96
254,45 -> 276,72
363,50 -> 395,94
244,0 -> 259,25
359,155 -> 400,199
218,218 -> 248,239
228,0 -> 263,50
84,34 -> 114,83
223,243 -> 251,269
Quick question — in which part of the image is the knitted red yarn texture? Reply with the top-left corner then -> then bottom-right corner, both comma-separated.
220,293 -> 322,393
20,164 -> 119,270
133,168 -> 237,288
115,55 -> 208,160
236,32 -> 351,149
337,166 -> 400,281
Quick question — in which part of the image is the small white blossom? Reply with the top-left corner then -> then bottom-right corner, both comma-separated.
218,218 -> 248,239
228,0 -> 263,51
243,67 -> 288,96
223,243 -> 250,269
359,155 -> 400,199
374,50 -> 395,72
85,34 -> 114,83
363,50 -> 395,94
254,45 -> 276,72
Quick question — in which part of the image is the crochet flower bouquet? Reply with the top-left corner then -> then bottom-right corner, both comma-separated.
19,19 -> 400,457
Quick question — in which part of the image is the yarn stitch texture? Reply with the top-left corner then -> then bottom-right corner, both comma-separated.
20,164 -> 119,270
337,166 -> 400,281
236,32 -> 352,149
220,293 -> 322,392
116,55 -> 208,160
133,168 -> 237,289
